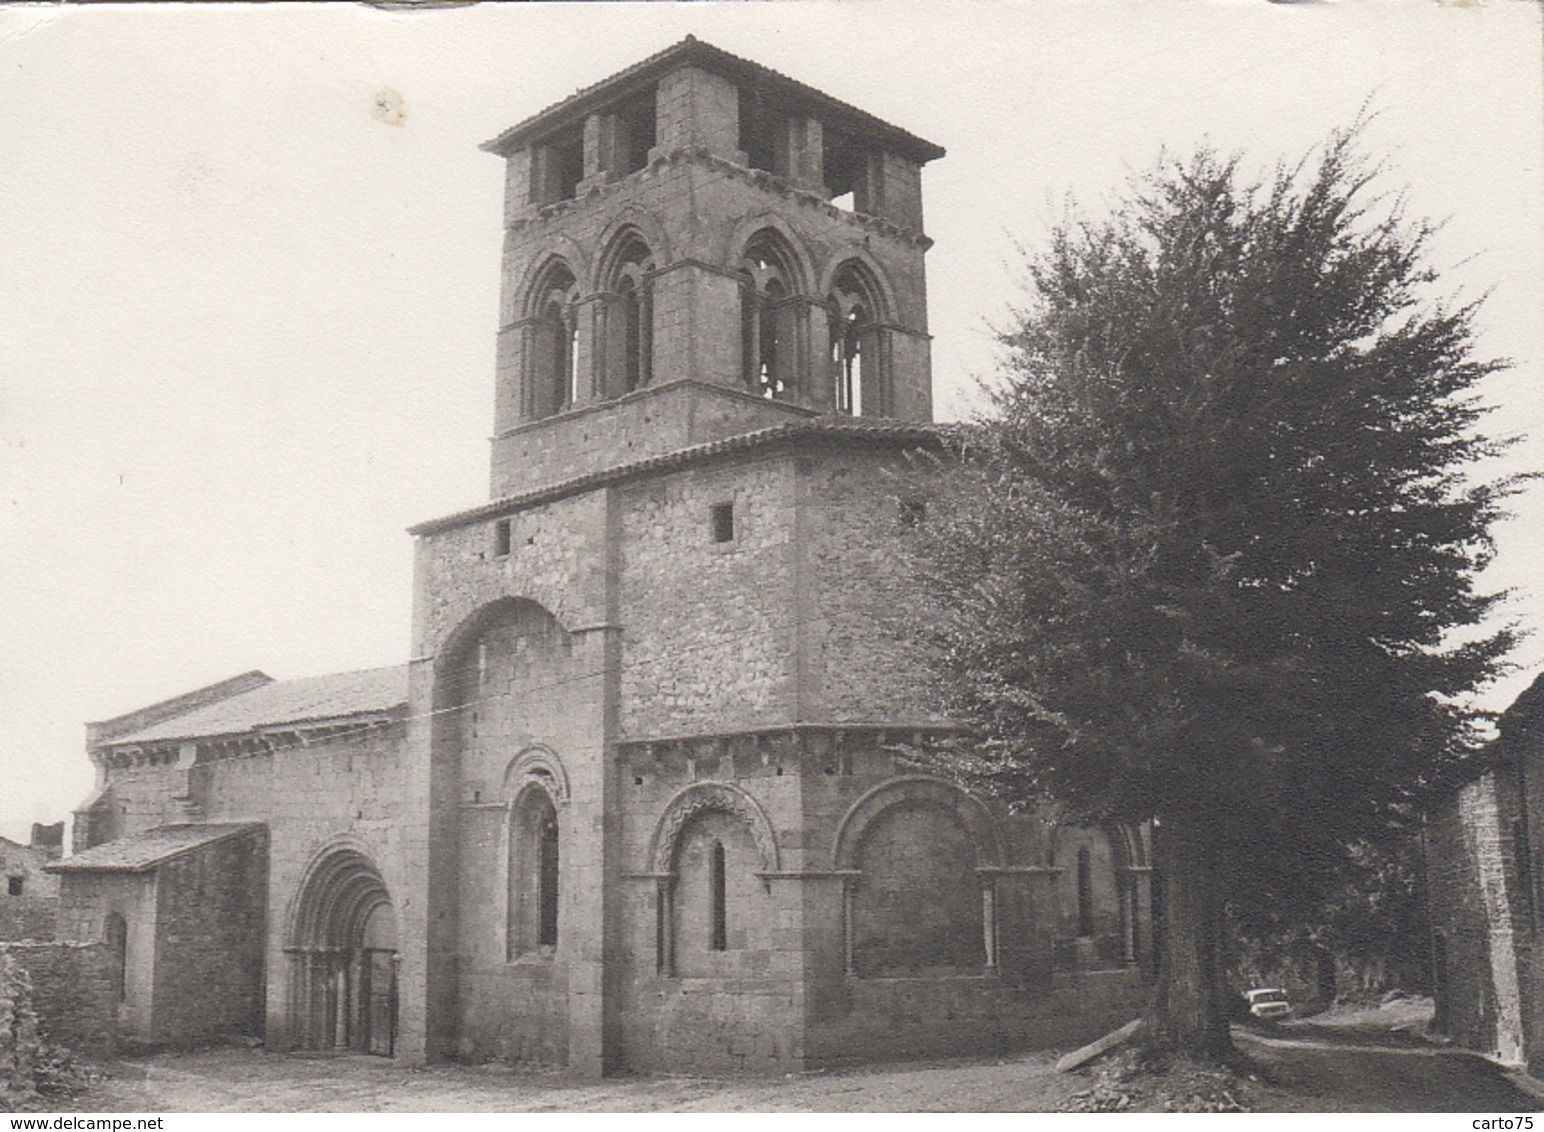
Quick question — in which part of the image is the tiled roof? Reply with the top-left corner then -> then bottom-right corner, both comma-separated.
105,665 -> 409,746
47,823 -> 263,874
481,36 -> 945,165
409,417 -> 953,536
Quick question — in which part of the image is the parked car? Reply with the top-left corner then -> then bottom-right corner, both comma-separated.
1245,987 -> 1293,1020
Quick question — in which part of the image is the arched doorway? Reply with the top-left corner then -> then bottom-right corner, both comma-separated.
288,847 -> 399,1056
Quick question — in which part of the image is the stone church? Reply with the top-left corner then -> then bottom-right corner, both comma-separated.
50,39 -> 1153,1074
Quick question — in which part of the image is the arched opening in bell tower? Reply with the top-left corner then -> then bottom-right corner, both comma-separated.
739,230 -> 804,401
827,260 -> 889,417
599,229 -> 655,396
525,259 -> 581,419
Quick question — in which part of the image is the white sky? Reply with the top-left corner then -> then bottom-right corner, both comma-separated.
1,1 -> 1540,844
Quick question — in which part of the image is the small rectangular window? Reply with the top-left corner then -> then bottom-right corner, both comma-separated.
494,519 -> 512,557
7,876 -> 22,897
900,500 -> 927,529
711,502 -> 735,544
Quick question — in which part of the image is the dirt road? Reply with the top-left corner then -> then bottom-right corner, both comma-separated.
1237,1003 -> 1541,1113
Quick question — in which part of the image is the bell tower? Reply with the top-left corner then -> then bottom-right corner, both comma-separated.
402,43 -> 951,1073
480,37 -> 945,497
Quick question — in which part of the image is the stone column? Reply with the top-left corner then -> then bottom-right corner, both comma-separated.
501,147 -> 534,225
853,151 -> 924,231
652,67 -> 746,163
648,260 -> 743,388
774,115 -> 825,194
580,112 -> 627,191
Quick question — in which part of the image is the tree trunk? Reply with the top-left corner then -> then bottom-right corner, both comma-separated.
1145,811 -> 1232,1057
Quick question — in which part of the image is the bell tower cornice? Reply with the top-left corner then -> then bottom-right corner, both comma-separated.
483,39 -> 943,498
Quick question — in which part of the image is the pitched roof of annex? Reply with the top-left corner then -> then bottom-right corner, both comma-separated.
47,823 -> 263,874
101,666 -> 409,748
409,416 -> 953,538
480,36 -> 946,166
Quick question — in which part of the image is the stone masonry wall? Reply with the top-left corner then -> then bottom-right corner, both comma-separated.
194,728 -> 409,1051
413,493 -> 610,649
442,600 -> 580,1065
619,456 -> 797,737
0,942 -> 116,1059
95,763 -> 186,842
490,381 -> 808,499
1517,716 -> 1544,1079
614,445 -> 957,739
54,871 -> 157,1043
410,490 -> 613,1070
808,968 -> 1148,1069
801,449 -> 952,725
150,827 -> 268,1046
616,745 -> 809,1074
614,732 -> 1143,1072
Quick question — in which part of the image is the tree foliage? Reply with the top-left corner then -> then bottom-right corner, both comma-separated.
906,130 -> 1522,1050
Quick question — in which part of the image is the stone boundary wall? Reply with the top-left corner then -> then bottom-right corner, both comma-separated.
0,901 -> 56,943
0,942 -> 115,1058
806,968 -> 1149,1070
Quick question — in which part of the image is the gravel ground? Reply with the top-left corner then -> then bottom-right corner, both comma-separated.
52,998 -> 1542,1113
71,1049 -> 1086,1113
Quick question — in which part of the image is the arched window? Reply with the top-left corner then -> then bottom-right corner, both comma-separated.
524,259 -> 580,419
1052,824 -> 1123,968
1077,847 -> 1094,938
833,303 -> 867,415
739,231 -> 803,400
104,912 -> 127,1003
538,807 -> 560,948
619,275 -> 647,392
827,261 -> 888,417
544,299 -> 577,408
600,232 -> 654,397
508,787 -> 560,958
648,783 -> 780,978
709,840 -> 728,952
667,810 -> 765,974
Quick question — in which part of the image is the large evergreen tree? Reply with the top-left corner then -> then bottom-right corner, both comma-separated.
908,132 -> 1521,1055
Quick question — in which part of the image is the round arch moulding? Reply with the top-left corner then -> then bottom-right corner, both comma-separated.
593,210 -> 671,291
286,837 -> 395,950
503,744 -> 570,805
817,249 -> 899,325
647,780 -> 781,876
832,775 -> 1006,872
722,213 -> 817,297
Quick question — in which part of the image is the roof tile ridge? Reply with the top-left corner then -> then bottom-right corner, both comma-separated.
481,36 -> 694,154
261,662 -> 412,687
